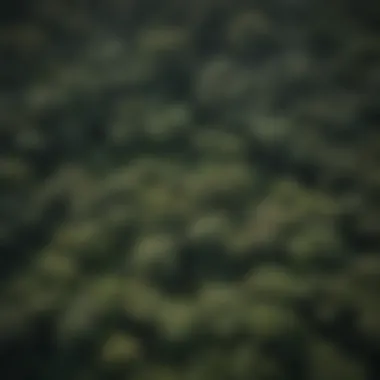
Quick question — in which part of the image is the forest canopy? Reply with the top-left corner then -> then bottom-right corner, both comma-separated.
1,1 -> 379,380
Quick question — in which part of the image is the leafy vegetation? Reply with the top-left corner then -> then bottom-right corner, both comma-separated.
1,1 -> 379,380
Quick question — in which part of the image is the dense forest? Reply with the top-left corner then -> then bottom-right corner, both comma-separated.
1,1 -> 379,379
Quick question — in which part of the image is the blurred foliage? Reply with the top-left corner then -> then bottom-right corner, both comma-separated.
1,0 -> 379,380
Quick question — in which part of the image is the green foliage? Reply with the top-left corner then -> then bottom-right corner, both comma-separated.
100,332 -> 142,368
244,265 -> 309,302
1,1 -> 378,380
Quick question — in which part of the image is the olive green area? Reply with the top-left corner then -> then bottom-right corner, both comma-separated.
1,1 -> 379,380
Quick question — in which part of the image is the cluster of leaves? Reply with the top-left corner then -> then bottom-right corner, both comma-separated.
1,1 -> 379,380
